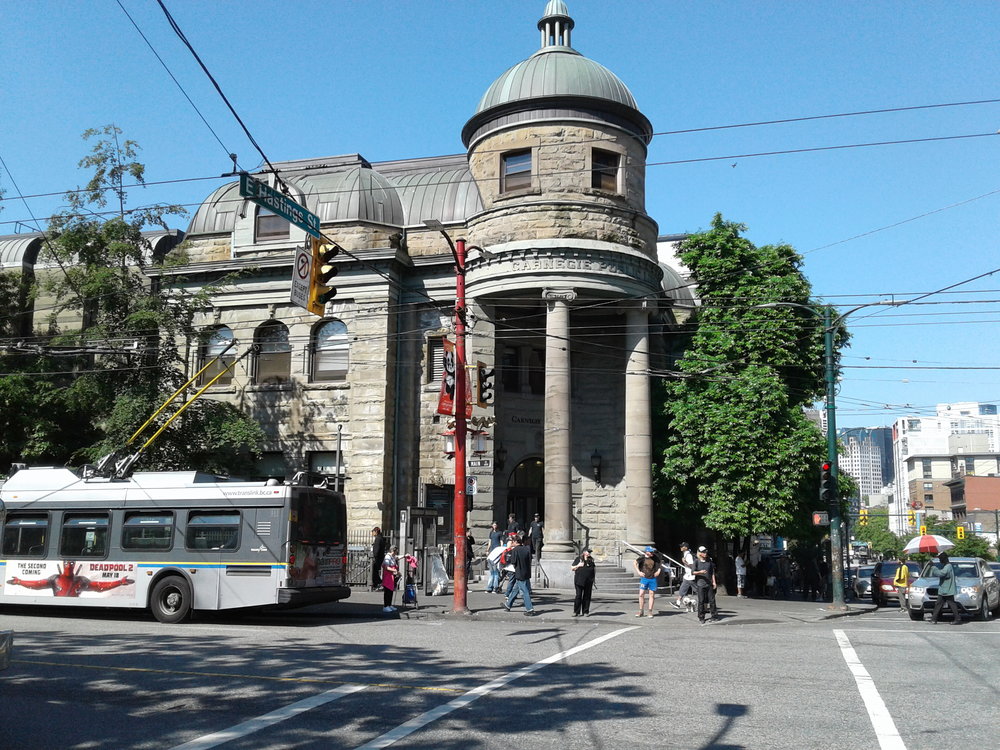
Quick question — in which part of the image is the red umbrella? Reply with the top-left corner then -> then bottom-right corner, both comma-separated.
902,534 -> 954,555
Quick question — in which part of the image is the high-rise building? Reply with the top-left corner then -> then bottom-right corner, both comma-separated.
839,427 -> 893,499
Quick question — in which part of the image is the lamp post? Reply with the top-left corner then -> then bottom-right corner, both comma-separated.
760,300 -> 902,610
425,220 -> 470,614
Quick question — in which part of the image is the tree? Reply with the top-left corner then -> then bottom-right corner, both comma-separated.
0,125 -> 265,474
854,507 -> 903,559
657,214 -> 833,539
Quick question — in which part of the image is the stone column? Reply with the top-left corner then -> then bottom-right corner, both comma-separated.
542,288 -> 576,559
625,304 -> 653,545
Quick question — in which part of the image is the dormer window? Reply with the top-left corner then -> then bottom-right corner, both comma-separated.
502,150 -> 532,193
256,207 -> 289,241
591,149 -> 620,192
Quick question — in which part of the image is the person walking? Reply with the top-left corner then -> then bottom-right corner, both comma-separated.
486,539 -> 504,593
672,542 -> 696,609
528,513 -> 544,560
693,545 -> 718,625
929,552 -> 961,625
633,546 -> 663,617
893,557 -> 911,613
571,548 -> 596,616
506,512 -> 524,536
502,536 -> 536,615
487,521 -> 504,552
735,551 -> 747,599
370,527 -> 387,591
381,544 -> 400,613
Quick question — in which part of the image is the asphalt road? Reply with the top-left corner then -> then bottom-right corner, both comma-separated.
1,590 -> 997,750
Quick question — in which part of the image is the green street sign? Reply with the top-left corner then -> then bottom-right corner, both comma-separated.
239,173 -> 320,238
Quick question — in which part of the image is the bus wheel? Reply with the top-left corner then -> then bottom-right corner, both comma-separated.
151,576 -> 192,624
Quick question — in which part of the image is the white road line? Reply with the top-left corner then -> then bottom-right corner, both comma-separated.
354,626 -> 639,750
833,629 -> 907,750
169,683 -> 366,750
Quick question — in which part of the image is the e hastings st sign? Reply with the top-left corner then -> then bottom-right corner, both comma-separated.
239,173 -> 321,239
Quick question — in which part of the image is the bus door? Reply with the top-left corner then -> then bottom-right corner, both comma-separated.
185,511 -> 240,609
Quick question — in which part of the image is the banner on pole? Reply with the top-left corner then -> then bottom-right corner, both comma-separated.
437,338 -> 456,415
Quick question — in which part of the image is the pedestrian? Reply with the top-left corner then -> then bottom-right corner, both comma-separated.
929,552 -> 961,625
893,556 -> 910,613
487,521 -> 504,552
506,512 -> 524,536
486,538 -> 504,593
381,544 -> 400,613
499,535 -> 517,596
672,542 -> 696,609
735,550 -> 747,599
465,530 -> 476,579
502,536 -> 536,615
693,545 -> 718,624
571,548 -> 596,616
633,546 -> 663,617
370,526 -> 387,591
528,513 -> 544,560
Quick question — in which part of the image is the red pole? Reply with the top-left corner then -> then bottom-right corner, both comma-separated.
453,238 -> 469,614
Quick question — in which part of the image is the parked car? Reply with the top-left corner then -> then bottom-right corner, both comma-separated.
905,557 -> 1000,621
852,565 -> 875,600
870,560 -> 921,607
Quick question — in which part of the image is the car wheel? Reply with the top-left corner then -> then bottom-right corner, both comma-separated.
908,608 -> 924,621
978,596 -> 991,622
150,575 -> 192,624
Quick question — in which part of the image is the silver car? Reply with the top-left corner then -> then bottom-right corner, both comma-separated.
906,557 -> 1000,622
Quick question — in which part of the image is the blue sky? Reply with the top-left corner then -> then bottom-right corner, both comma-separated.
2,1 -> 999,429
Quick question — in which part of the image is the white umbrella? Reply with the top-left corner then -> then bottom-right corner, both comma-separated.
902,534 -> 954,555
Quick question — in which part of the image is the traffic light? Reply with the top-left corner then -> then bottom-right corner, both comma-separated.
919,524 -> 927,536
309,239 -> 340,312
859,508 -> 869,527
956,525 -> 966,540
908,509 -> 916,526
819,461 -> 836,503
475,361 -> 494,407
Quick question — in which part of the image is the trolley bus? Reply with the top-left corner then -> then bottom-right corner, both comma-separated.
0,466 -> 350,623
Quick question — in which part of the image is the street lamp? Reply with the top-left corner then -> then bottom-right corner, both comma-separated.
424,219 -> 470,614
758,300 -> 903,610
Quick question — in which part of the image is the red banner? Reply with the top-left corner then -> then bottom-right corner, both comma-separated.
437,338 -> 456,415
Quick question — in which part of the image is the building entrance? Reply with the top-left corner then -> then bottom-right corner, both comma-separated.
505,456 -> 544,528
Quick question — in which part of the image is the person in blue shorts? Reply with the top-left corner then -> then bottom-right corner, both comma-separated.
633,546 -> 664,617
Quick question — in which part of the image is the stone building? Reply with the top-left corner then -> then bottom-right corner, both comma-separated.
2,2 -> 693,577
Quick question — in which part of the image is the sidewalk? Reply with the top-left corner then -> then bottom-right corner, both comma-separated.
336,586 -> 877,625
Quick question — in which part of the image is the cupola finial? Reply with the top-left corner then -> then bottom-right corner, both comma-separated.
538,1 -> 575,50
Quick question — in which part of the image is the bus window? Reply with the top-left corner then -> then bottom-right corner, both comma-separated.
60,514 -> 109,557
2,514 -> 48,557
122,512 -> 174,551
187,512 -> 240,551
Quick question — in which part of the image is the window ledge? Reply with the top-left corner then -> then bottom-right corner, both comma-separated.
246,382 -> 295,393
304,381 -> 350,389
494,187 -> 542,202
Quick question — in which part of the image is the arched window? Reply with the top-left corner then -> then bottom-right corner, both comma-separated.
311,319 -> 349,382
198,326 -> 235,386
254,321 -> 291,384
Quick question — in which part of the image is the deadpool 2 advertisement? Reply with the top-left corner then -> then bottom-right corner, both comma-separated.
4,561 -> 136,599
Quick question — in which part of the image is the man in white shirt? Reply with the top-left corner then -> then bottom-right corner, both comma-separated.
672,542 -> 697,609
735,552 -> 747,598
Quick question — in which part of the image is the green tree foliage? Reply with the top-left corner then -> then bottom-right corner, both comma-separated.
657,214 -> 834,537
0,125 -> 264,474
854,507 -> 903,559
918,517 -> 995,561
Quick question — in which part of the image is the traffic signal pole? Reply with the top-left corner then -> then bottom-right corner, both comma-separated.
824,306 -> 846,610
452,238 -> 469,614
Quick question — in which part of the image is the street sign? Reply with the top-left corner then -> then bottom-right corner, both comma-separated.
467,459 -> 492,468
466,476 -> 478,495
239,173 -> 321,238
290,243 -> 312,311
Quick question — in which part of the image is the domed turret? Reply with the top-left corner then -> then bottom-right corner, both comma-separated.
462,1 -> 651,148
